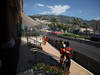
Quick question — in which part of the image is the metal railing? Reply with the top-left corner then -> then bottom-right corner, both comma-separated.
17,36 -> 42,75
27,37 -> 42,47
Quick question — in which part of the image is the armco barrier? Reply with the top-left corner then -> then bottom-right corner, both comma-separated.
58,35 -> 100,48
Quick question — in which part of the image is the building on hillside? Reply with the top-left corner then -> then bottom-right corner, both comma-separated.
79,27 -> 94,34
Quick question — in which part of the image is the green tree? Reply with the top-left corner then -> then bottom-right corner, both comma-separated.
71,18 -> 83,33
50,17 -> 58,23
73,18 -> 82,28
49,17 -> 58,31
56,24 -> 69,33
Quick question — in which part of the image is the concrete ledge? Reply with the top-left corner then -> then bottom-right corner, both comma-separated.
71,60 -> 93,75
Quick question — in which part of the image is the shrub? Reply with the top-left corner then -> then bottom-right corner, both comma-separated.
59,33 -> 88,39
32,63 -> 63,75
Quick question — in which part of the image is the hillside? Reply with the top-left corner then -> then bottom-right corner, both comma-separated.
22,13 -> 41,27
29,15 -> 84,24
29,15 -> 100,32
22,14 -> 51,28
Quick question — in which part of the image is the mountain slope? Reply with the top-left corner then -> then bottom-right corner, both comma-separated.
29,15 -> 100,31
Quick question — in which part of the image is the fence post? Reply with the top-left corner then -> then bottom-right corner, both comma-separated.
27,31 -> 28,46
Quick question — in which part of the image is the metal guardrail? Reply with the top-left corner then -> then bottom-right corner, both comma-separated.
57,35 -> 100,48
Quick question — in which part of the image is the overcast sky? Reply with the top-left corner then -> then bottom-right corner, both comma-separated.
23,0 -> 100,20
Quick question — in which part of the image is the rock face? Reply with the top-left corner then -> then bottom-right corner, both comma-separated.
22,13 -> 51,28
22,13 -> 40,28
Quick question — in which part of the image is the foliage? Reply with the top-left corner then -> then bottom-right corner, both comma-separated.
50,17 -> 58,23
32,63 -> 63,75
59,33 -> 88,39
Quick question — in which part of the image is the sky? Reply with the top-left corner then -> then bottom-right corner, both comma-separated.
23,0 -> 100,20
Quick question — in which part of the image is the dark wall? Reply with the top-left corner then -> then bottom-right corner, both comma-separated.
0,0 -> 7,44
0,0 -> 22,74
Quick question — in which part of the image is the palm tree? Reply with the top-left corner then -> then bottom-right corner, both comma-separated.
72,18 -> 81,33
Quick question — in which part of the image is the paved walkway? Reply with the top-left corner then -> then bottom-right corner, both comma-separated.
22,37 -> 93,75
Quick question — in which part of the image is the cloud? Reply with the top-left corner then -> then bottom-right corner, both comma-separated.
36,3 -> 44,7
94,17 -> 100,20
40,11 -> 50,14
40,5 -> 71,15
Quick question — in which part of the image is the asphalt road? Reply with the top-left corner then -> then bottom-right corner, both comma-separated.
47,34 -> 100,63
